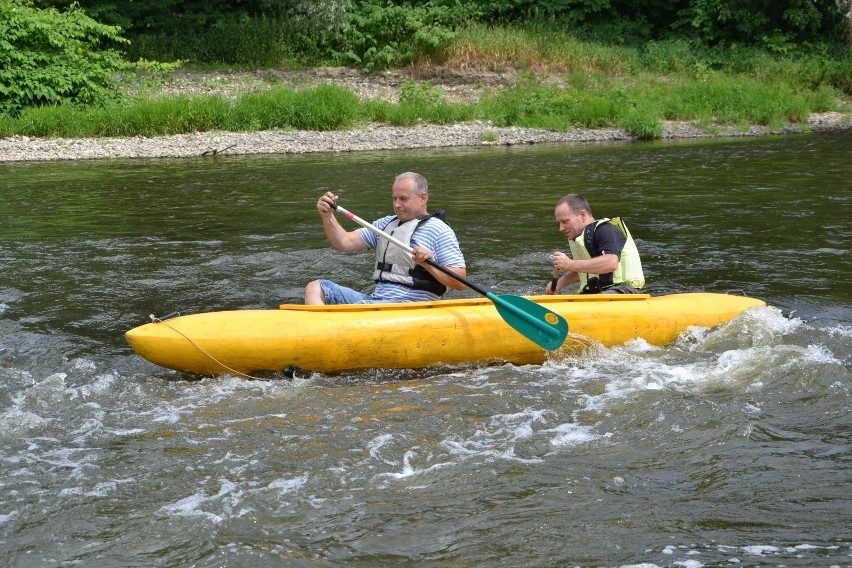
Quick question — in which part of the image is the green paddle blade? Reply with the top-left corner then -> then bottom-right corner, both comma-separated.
486,292 -> 569,351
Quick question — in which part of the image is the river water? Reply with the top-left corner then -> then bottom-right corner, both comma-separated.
1,131 -> 850,566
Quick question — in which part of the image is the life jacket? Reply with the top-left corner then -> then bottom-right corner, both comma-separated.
372,214 -> 448,296
567,217 -> 645,293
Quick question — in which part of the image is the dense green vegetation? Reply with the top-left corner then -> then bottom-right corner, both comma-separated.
2,0 -> 851,139
0,1 -> 129,115
30,0 -> 852,68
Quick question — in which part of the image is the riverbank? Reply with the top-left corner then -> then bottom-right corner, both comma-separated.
1,67 -> 850,162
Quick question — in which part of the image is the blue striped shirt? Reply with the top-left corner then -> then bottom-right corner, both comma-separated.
356,215 -> 466,302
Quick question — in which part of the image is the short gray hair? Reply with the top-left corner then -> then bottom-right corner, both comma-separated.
396,172 -> 428,196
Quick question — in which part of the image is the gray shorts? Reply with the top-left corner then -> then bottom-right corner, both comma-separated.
602,284 -> 642,294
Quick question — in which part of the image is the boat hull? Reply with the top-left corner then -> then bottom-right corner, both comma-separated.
124,293 -> 765,376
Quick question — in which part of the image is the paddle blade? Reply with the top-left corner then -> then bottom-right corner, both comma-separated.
487,293 -> 569,351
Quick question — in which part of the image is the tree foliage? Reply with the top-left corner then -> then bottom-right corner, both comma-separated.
0,0 -> 132,115
686,0 -> 844,52
13,0 -> 852,77
30,0 -> 851,62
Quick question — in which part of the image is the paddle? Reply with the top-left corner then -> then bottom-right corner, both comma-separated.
330,203 -> 569,350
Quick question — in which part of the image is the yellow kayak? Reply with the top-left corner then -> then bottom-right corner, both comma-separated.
124,292 -> 764,376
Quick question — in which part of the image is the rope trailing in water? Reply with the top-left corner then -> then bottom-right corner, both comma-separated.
148,313 -> 267,380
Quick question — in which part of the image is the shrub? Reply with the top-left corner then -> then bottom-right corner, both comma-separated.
0,0 -> 131,115
333,1 -> 468,71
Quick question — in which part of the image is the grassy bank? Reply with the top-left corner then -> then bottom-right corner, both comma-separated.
1,27 -> 850,140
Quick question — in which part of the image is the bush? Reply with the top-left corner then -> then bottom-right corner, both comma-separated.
0,0 -> 132,116
333,1 -> 470,71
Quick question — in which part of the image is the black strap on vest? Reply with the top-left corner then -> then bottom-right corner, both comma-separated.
580,220 -> 613,292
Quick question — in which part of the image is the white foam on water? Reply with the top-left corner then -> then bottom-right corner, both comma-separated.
545,421 -> 602,447
0,369 -> 138,444
666,306 -> 797,355
58,480 -> 119,498
0,511 -> 18,524
524,303 -> 852,466
367,433 -> 399,466
372,447 -> 456,483
672,561 -> 703,568
150,407 -> 182,425
71,358 -> 97,373
824,322 -> 852,338
800,343 -> 843,365
137,376 -> 297,428
159,478 -> 243,524
0,408 -> 51,437
0,373 -> 77,440
622,337 -> 659,353
105,427 -> 147,436
159,491 -> 224,523
552,337 -> 824,411
789,543 -> 819,551
40,446 -> 99,471
267,473 -> 308,494
437,408 -> 557,464
69,415 -> 108,444
742,545 -> 780,556
79,372 -> 118,398
612,540 -> 847,567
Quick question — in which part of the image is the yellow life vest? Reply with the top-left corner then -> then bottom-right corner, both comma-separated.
566,217 -> 645,293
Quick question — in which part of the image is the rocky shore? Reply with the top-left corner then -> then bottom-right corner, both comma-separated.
1,67 -> 850,162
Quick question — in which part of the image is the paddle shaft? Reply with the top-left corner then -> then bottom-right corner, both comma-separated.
329,202 -> 568,349
331,203 -> 488,296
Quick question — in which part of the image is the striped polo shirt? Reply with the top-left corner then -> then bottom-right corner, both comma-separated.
356,214 -> 466,302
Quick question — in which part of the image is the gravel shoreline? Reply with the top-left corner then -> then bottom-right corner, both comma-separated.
1,67 -> 850,162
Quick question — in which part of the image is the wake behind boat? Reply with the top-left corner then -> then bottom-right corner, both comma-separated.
125,292 -> 765,376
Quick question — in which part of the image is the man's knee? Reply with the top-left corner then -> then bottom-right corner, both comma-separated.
304,280 -> 326,305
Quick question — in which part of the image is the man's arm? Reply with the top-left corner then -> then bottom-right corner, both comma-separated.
553,222 -> 623,275
552,251 -> 619,275
412,222 -> 467,291
317,192 -> 369,252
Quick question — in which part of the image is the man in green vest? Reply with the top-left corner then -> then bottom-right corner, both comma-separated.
547,193 -> 645,295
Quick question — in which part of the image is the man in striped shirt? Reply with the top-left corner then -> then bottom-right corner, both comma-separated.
304,172 -> 467,304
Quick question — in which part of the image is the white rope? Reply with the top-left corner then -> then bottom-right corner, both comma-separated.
149,314 -> 269,380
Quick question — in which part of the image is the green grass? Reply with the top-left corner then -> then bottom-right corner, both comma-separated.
1,23 -> 850,140
224,84 -> 361,131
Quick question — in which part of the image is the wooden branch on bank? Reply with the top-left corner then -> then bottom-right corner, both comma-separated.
201,144 -> 236,157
